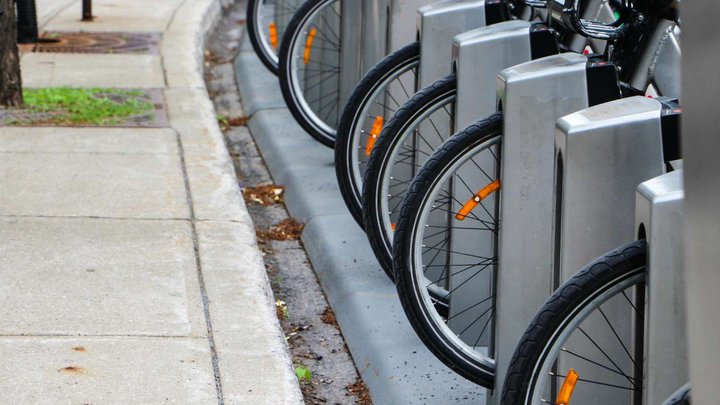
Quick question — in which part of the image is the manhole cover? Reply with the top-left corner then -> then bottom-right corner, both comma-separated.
32,32 -> 161,55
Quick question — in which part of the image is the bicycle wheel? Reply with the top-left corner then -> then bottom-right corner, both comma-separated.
246,0 -> 299,75
393,116 -> 503,388
501,240 -> 647,405
362,75 -> 457,279
335,42 -> 420,229
279,0 -> 342,147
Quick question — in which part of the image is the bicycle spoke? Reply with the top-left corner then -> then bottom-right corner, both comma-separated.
578,327 -> 639,390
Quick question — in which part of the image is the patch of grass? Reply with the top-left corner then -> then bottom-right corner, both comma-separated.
295,366 -> 312,383
19,87 -> 154,125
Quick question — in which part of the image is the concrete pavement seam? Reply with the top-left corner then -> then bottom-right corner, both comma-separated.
173,127 -> 226,405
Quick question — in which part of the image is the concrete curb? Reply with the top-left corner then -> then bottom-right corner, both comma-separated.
236,34 -> 487,404
167,0 -> 303,403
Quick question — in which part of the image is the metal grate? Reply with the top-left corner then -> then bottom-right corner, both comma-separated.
32,31 -> 161,55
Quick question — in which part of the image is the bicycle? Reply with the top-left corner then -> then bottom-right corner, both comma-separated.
391,0 -> 678,388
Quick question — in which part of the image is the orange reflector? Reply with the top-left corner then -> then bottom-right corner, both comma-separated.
455,180 -> 500,221
269,22 -> 278,49
303,27 -> 317,64
391,223 -> 396,231
556,369 -> 579,405
365,116 -> 384,156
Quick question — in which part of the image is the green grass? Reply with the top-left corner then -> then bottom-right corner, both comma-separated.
20,87 -> 154,125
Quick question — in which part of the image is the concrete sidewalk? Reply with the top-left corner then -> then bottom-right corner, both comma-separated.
0,0 -> 301,403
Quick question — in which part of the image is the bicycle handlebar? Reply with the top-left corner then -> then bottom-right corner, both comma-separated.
548,0 -> 633,40
549,0 -> 678,40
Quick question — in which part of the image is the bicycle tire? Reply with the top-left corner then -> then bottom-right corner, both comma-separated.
393,116 -> 503,388
278,0 -> 342,148
247,0 -> 283,74
335,41 -> 421,229
362,74 -> 457,279
501,240 -> 648,405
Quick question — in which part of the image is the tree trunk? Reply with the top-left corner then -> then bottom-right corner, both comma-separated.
0,0 -> 24,107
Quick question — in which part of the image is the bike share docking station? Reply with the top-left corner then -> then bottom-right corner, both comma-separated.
337,0 -> 438,120
412,0 -> 494,172
491,51 -> 604,399
636,168 -> 687,404
341,0 -> 499,136
490,12 -> 680,398
550,95 -> 683,404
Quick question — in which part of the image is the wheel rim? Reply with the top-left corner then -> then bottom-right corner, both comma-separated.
253,0 -> 297,67
378,91 -> 456,251
528,270 -> 646,405
348,60 -> 418,208
287,0 -> 342,139
408,134 -> 502,373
